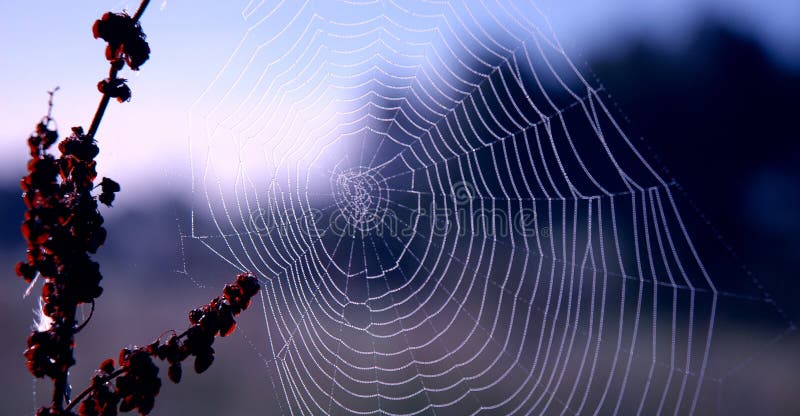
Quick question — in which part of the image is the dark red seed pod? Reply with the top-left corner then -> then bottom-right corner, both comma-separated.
193,349 -> 214,374
15,261 -> 36,281
217,302 -> 236,337
99,177 -> 120,193
28,133 -> 42,149
188,308 -> 203,324
138,396 -> 155,415
42,129 -> 58,149
163,334 -> 181,364
35,406 -> 53,416
118,394 -> 135,413
98,192 -> 115,207
99,358 -> 115,375
92,12 -> 129,45
237,272 -> 260,297
118,348 -> 131,366
167,362 -> 182,383
124,36 -> 150,71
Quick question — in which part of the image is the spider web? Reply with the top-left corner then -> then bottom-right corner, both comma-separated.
183,1 -> 794,414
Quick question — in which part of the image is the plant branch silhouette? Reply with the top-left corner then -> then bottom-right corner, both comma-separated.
16,2 -> 261,415
87,0 -> 149,138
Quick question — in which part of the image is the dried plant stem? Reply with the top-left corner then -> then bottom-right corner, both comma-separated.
86,68 -> 118,139
20,2 -> 257,414
131,0 -> 151,23
45,87 -> 59,123
62,272 -> 260,414
86,0 -> 150,139
51,0 -> 151,409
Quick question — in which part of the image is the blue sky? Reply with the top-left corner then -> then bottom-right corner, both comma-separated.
1,0 -> 797,204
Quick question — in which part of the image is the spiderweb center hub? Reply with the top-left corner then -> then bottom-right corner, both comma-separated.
331,166 -> 389,233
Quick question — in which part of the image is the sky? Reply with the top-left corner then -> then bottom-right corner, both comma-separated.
0,0 -> 798,204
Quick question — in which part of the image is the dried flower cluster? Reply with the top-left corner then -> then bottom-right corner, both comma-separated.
93,11 -> 150,71
158,273 -> 258,381
70,273 -> 261,416
92,10 -> 150,105
18,119 -> 116,386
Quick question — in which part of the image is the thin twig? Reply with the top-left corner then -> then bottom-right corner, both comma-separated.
64,368 -> 127,412
131,0 -> 151,23
45,87 -> 59,123
75,300 -> 96,333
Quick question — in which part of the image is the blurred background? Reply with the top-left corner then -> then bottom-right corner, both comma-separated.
1,1 -> 798,414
